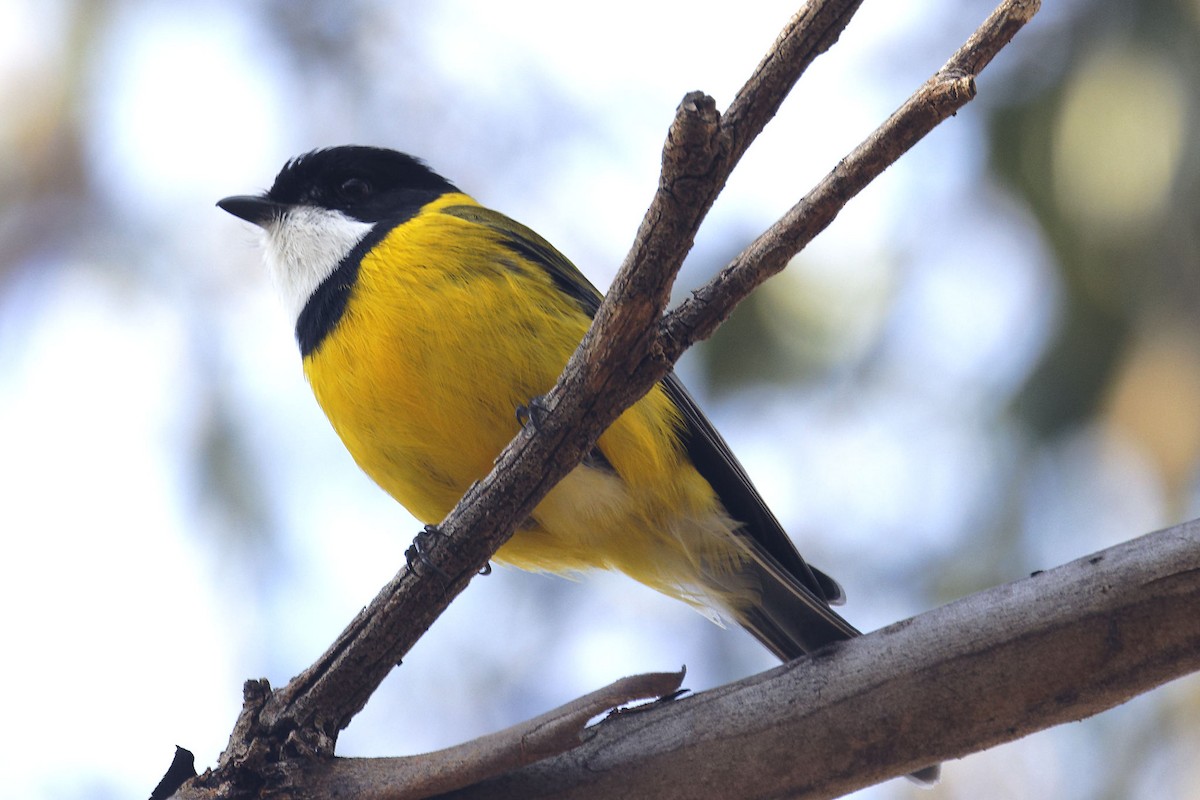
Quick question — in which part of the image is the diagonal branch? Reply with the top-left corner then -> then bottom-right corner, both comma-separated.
194,0 -> 1041,793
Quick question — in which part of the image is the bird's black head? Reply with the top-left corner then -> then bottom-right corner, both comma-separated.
264,146 -> 460,223
216,146 -> 463,341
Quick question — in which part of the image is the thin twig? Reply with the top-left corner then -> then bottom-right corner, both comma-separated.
664,0 -> 1041,353
280,671 -> 685,800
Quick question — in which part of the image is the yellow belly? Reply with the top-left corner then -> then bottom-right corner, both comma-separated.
302,195 -> 743,603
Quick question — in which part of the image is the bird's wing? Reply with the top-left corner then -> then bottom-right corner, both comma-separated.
659,374 -> 860,654
440,202 -> 857,653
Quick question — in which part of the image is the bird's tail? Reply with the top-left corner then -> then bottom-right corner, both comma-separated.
720,535 -> 858,659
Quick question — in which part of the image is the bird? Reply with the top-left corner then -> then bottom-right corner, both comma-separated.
219,145 -> 939,784
215,142 -> 867,646
219,144 -> 859,655
218,146 -> 937,776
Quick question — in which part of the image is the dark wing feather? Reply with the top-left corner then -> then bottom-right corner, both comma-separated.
659,375 -> 860,656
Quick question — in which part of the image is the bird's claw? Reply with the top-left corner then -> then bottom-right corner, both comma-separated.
515,395 -> 550,431
405,524 -> 451,584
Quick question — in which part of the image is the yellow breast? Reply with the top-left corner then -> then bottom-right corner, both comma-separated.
302,193 -> 741,600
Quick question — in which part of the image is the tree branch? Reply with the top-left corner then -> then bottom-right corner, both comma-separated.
433,520 -> 1200,800
663,0 -> 1040,353
273,671 -> 684,800
190,0 -> 1041,796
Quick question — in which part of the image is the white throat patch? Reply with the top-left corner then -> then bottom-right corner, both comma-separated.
259,206 -> 375,322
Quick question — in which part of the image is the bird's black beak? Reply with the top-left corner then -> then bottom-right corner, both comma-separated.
217,195 -> 289,227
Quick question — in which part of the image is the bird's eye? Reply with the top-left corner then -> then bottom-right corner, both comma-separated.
338,178 -> 372,201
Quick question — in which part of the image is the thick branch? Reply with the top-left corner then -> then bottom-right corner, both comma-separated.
435,520 -> 1200,800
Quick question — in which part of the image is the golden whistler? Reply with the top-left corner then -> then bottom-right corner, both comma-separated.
218,145 -> 863,662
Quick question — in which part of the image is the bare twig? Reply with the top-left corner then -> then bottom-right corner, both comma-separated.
254,672 -> 684,800
192,1 -> 1041,796
664,0 -> 1041,352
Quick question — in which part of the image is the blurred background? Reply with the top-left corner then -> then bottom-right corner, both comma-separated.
2,0 -> 1198,798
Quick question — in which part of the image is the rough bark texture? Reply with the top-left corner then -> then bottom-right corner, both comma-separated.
435,522 -> 1200,800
